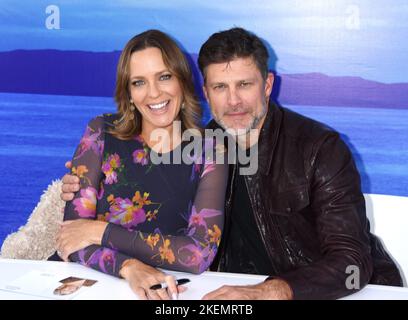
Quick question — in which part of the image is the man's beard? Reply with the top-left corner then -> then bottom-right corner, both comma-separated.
214,104 -> 267,136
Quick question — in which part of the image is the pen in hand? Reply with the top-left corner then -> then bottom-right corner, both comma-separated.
150,278 -> 190,290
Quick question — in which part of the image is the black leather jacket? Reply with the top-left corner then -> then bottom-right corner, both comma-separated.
209,103 -> 402,299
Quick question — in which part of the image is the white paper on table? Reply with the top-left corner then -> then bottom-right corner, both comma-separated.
0,269 -> 96,300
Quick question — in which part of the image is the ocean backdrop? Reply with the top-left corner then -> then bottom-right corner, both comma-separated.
0,92 -> 407,245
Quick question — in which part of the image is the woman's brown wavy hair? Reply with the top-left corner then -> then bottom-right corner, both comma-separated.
110,29 -> 202,139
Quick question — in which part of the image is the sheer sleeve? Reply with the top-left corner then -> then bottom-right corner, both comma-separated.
101,140 -> 229,274
63,116 -> 131,277
64,115 -> 104,221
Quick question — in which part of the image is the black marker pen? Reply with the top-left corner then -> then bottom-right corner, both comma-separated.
150,278 -> 190,290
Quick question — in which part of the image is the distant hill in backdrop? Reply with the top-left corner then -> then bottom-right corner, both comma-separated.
1,50 -> 407,109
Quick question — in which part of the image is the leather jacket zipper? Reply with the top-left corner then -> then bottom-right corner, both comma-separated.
243,175 -> 285,275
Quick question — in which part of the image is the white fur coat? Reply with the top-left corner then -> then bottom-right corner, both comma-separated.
0,180 -> 64,260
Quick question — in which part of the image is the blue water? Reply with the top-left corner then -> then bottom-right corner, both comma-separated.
0,93 -> 407,245
0,93 -> 115,246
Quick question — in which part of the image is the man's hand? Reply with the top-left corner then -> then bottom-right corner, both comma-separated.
119,259 -> 187,300
56,219 -> 107,261
61,161 -> 80,201
201,279 -> 293,300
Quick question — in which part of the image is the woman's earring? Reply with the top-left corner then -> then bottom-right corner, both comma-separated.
129,100 -> 135,119
181,102 -> 185,110
130,100 -> 135,112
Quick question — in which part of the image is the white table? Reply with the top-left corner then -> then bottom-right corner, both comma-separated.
0,259 -> 407,300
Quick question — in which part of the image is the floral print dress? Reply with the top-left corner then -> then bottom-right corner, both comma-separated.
64,114 -> 228,277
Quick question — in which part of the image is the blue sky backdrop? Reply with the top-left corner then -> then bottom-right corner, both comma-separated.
1,0 -> 407,83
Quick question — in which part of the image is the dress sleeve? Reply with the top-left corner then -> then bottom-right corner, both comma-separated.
101,140 -> 229,274
63,116 -> 132,277
64,115 -> 104,221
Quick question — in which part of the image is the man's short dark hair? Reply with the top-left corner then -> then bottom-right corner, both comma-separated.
198,27 -> 269,81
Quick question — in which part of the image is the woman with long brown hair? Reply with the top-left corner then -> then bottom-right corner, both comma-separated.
54,30 -> 228,300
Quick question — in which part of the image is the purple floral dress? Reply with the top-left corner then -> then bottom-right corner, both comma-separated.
64,114 -> 228,277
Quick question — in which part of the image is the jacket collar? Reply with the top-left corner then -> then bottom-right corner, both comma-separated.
257,103 -> 282,175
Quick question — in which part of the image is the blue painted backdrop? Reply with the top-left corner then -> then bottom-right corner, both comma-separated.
0,0 -> 407,245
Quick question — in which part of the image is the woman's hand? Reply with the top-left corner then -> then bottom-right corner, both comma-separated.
56,219 -> 107,261
119,259 -> 187,300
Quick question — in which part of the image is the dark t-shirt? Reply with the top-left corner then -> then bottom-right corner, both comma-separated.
225,148 -> 273,275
